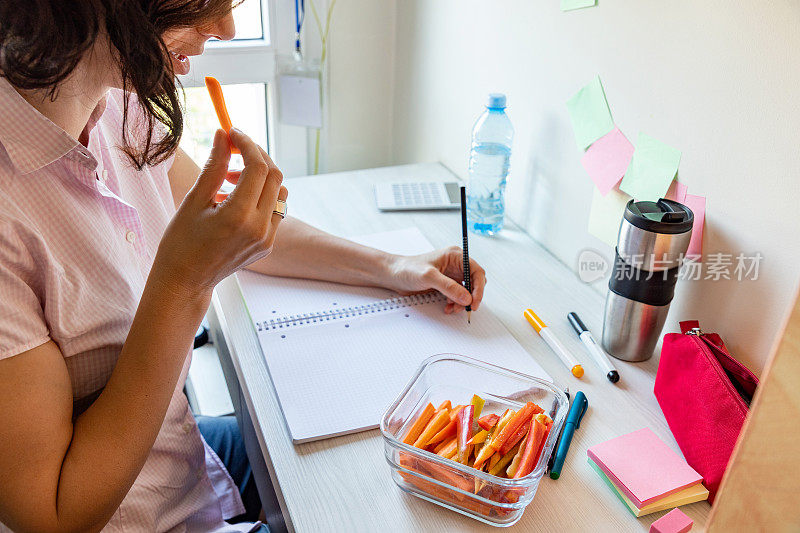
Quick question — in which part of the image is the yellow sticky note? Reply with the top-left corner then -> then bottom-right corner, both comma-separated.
588,458 -> 708,517
588,186 -> 630,246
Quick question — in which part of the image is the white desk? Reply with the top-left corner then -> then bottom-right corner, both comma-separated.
207,163 -> 710,532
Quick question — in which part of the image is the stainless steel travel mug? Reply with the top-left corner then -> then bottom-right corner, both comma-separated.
601,199 -> 694,362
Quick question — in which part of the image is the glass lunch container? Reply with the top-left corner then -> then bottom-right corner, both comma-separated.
380,354 -> 569,527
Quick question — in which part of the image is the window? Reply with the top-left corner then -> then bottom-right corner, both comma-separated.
178,0 -> 277,167
181,83 -> 269,168
229,0 -> 266,41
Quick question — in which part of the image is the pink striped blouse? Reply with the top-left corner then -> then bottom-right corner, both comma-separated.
0,78 -> 258,532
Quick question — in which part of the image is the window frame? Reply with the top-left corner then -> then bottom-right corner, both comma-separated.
177,0 -> 309,177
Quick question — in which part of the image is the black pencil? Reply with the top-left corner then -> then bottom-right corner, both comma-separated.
460,186 -> 472,324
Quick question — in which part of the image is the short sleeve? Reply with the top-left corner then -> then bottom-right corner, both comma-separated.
0,219 -> 49,359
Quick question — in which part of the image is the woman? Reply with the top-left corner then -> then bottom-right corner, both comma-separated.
0,1 -> 486,532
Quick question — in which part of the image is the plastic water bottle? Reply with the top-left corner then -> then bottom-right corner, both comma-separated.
467,93 -> 514,235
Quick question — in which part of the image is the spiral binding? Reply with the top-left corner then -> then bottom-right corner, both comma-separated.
254,292 -> 446,332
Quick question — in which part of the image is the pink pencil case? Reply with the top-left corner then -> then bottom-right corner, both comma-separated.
654,320 -> 759,504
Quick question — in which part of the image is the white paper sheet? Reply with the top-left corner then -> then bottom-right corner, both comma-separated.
236,227 -> 551,442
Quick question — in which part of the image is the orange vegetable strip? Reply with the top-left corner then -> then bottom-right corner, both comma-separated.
490,402 -> 536,454
467,429 -> 489,446
477,413 -> 500,431
414,409 -> 450,448
529,414 -> 553,470
506,434 -> 527,477
434,436 -> 457,454
398,472 -> 496,517
402,403 -> 435,445
513,417 -> 548,479
449,405 -> 466,420
459,443 -> 474,465
456,405 -> 475,463
472,408 -> 516,470
494,409 -> 515,434
443,445 -> 458,460
426,405 -> 464,446
499,415 -> 533,456
204,76 -> 240,154
437,400 -> 452,411
489,441 -> 522,477
413,408 -> 450,448
488,452 -> 501,471
472,437 -> 496,470
437,439 -> 458,458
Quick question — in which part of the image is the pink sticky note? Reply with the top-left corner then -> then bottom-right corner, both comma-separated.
665,181 -> 688,203
581,126 -> 635,196
683,193 -> 706,259
587,428 -> 702,508
650,508 -> 693,533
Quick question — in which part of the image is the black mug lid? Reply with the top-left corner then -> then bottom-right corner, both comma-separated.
624,198 -> 694,234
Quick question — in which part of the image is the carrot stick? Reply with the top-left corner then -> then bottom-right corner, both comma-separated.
449,405 -> 466,420
434,436 -> 457,454
506,434 -> 527,477
490,402 -> 536,455
530,414 -> 553,470
513,417 -> 548,478
426,405 -> 464,446
204,76 -> 240,154
456,405 -> 475,464
477,413 -> 500,431
413,408 -> 450,448
472,409 -> 514,470
488,452 -> 501,471
437,400 -> 452,412
437,439 -> 458,458
402,403 -> 435,445
489,441 -> 522,477
498,417 -> 532,456
472,438 -> 496,470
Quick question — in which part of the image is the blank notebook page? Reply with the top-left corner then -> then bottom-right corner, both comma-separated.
237,227 -> 550,443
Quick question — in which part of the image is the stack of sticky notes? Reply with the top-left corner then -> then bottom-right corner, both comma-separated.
587,428 -> 709,517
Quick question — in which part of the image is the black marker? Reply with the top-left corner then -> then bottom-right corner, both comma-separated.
567,312 -> 620,383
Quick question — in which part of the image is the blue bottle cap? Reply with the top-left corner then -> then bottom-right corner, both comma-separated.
486,93 -> 507,109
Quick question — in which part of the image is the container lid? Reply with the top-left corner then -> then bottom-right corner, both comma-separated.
487,93 -> 507,109
623,198 -> 694,234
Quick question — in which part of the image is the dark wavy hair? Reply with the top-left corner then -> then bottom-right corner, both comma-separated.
0,0 -> 238,169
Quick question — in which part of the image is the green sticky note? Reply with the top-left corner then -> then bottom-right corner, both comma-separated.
587,458 -> 638,517
567,76 -> 614,150
562,0 -> 597,11
588,186 -> 631,247
619,133 -> 682,201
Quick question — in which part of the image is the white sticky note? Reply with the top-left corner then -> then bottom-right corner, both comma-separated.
278,74 -> 322,128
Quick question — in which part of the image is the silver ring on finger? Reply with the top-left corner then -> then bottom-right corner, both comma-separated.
273,199 -> 287,219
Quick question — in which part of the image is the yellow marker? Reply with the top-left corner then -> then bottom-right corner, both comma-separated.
524,309 -> 584,378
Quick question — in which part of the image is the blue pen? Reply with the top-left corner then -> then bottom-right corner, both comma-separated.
549,391 -> 588,480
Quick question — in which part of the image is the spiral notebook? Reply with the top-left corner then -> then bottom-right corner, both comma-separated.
237,228 -> 550,443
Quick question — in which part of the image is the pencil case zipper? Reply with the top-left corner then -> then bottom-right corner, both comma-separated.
685,332 -> 750,412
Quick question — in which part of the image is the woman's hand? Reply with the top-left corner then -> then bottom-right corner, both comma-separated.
154,128 -> 288,296
386,247 -> 487,314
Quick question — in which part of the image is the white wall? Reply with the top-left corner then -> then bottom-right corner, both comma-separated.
388,0 -> 800,375
281,0 -> 396,174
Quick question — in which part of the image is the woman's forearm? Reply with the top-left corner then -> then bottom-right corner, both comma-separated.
248,217 -> 394,287
53,266 -> 211,532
